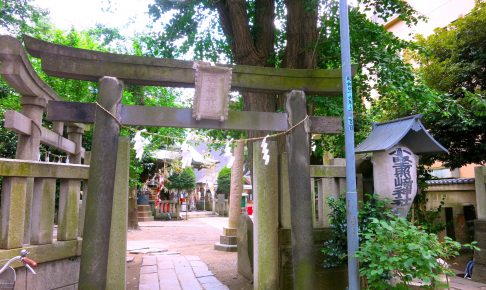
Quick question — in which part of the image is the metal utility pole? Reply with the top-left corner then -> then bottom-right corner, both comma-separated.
339,0 -> 360,289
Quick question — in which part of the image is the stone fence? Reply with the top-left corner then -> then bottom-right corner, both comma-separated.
0,35 -> 90,289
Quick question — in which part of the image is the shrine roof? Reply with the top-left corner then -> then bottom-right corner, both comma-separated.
355,114 -> 448,154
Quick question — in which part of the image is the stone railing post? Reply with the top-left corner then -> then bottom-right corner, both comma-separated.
57,124 -> 84,241
1,96 -> 45,248
78,151 -> 90,237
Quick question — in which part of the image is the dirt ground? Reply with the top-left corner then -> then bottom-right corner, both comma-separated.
126,216 -> 253,290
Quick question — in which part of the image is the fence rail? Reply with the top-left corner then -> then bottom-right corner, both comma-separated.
0,159 -> 87,263
309,161 -> 363,228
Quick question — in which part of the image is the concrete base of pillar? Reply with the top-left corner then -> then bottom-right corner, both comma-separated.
214,227 -> 237,252
473,220 -> 486,283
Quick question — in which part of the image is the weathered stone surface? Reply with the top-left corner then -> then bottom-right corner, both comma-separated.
140,265 -> 157,274
0,158 -> 89,179
310,165 -> 346,178
16,257 -> 81,290
203,285 -> 229,290
475,166 -> 486,220
280,267 -> 348,290
0,35 -> 60,101
193,63 -> 231,121
30,178 -> 55,245
138,255 -> 229,290
79,76 -> 123,290
228,141 -> 244,229
193,266 -> 213,278
279,154 -> 291,229
198,276 -> 220,284
142,256 -> 157,266
279,228 -> 346,289
185,255 -> 200,261
139,273 -> 159,290
253,141 -> 279,290
58,180 -> 80,241
222,227 -> 237,236
285,91 -> 315,289
0,177 -> 27,249
476,219 -> 486,232
474,219 -> 486,283
158,258 -> 174,270
219,235 -> 237,245
372,145 -> 418,217
106,137 -> 130,290
178,272 -> 202,290
214,243 -> 237,252
237,214 -> 253,281
24,35 -> 348,95
158,268 -> 181,290
189,261 -> 207,268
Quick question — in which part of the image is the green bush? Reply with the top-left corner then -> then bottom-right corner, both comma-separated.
355,214 -> 474,289
216,167 -> 231,198
321,194 -> 390,268
168,167 -> 196,191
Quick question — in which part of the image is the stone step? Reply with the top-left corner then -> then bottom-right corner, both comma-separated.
138,211 -> 153,218
138,205 -> 151,210
138,216 -> 154,222
214,242 -> 237,252
219,235 -> 237,245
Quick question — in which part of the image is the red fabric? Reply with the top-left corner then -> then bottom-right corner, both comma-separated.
154,174 -> 165,207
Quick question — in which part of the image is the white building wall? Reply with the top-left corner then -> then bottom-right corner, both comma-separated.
385,0 -> 476,40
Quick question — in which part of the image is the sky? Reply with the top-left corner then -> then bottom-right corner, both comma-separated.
33,0 -> 154,36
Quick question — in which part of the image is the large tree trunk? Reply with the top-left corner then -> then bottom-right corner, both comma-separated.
216,0 -> 276,114
283,0 -> 319,69
215,1 -> 319,289
216,0 -> 318,113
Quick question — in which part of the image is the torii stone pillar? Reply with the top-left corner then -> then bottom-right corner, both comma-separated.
228,141 -> 244,228
253,140 -> 279,290
215,140 -> 244,252
79,76 -> 123,290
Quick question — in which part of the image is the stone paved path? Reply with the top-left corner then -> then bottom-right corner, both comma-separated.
139,254 -> 230,290
449,276 -> 486,290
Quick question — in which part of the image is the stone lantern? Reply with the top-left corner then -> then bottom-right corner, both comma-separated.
356,115 -> 447,217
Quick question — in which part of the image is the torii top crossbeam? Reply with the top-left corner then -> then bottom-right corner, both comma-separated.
24,35 -> 345,96
22,36 -> 346,134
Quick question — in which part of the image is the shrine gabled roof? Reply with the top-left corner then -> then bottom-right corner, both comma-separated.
355,114 -> 448,154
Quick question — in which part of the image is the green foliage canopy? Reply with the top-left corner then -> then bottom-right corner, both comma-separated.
0,3 -> 183,187
416,1 -> 486,168
168,167 -> 196,191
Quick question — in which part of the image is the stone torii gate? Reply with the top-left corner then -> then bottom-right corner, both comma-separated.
23,36 -> 345,290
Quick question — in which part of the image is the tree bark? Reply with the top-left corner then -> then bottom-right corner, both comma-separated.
216,0 -> 278,140
283,0 -> 318,69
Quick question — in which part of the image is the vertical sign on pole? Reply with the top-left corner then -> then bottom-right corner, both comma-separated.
339,0 -> 360,289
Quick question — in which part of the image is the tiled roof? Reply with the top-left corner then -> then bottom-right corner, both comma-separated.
355,114 -> 448,154
426,178 -> 475,185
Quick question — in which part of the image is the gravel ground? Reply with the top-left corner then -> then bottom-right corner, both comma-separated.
126,216 -> 253,290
